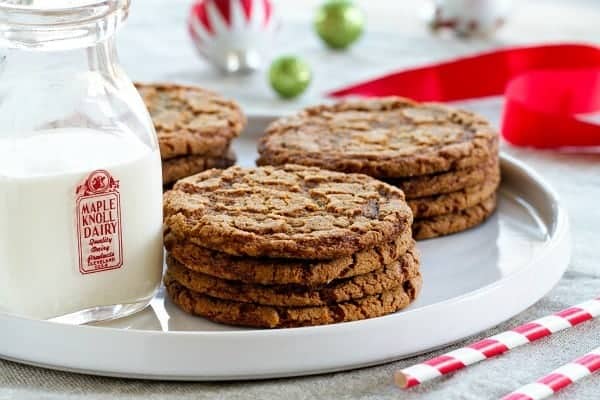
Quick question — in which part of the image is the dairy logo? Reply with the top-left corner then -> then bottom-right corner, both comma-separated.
75,170 -> 124,275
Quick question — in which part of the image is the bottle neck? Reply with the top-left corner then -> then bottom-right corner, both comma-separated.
1,36 -> 121,83
0,35 -> 129,135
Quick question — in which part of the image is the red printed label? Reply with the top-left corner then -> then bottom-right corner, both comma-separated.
76,170 -> 123,275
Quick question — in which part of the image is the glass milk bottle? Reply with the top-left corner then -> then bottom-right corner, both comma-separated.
0,0 -> 164,323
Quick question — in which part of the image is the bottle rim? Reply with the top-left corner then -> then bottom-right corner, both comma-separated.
0,0 -> 129,25
1,0 -> 112,11
0,0 -> 127,11
0,0 -> 130,49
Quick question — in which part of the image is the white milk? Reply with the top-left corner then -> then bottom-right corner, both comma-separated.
0,128 -> 164,320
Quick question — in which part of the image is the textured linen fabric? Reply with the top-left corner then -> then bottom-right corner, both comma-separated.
2,0 -> 600,398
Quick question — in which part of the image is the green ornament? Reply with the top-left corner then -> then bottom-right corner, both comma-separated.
268,56 -> 312,99
315,0 -> 365,50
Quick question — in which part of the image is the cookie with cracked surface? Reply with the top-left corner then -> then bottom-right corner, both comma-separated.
136,82 -> 245,160
163,164 -> 413,259
413,194 -> 497,240
162,151 -> 236,185
164,273 -> 422,328
257,97 -> 498,178
407,169 -> 500,219
165,246 -> 420,307
391,157 -> 499,199
164,229 -> 414,286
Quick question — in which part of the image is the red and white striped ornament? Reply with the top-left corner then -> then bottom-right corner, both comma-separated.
395,296 -> 600,389
188,0 -> 277,73
501,347 -> 600,400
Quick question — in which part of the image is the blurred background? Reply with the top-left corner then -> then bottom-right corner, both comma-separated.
121,0 -> 600,118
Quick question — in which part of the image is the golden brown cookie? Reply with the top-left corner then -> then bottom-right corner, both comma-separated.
163,165 -> 413,259
166,247 -> 420,307
408,170 -> 500,219
164,229 -> 414,286
391,158 -> 500,199
257,98 -> 498,178
165,273 -> 422,328
413,194 -> 497,240
162,151 -> 236,185
136,82 -> 245,160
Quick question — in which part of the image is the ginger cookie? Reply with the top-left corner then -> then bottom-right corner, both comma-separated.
162,151 -> 236,185
408,170 -> 500,219
413,194 -> 497,240
136,82 -> 245,160
166,247 -> 420,307
165,273 -> 422,328
163,165 -> 413,259
257,97 -> 498,178
391,158 -> 500,199
164,229 -> 414,286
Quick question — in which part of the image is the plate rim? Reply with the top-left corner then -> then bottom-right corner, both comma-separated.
0,139 -> 571,380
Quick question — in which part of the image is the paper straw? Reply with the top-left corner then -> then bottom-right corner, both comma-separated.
501,347 -> 600,400
395,297 -> 600,389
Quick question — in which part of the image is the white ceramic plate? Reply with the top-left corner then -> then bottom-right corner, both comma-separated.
0,114 -> 570,381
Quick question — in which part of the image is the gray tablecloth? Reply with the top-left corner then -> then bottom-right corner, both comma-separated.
2,1 -> 599,398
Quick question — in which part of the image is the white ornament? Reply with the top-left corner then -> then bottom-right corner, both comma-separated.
431,0 -> 513,36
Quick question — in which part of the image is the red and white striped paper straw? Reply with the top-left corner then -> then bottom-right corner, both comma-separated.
395,297 -> 600,389
501,347 -> 600,400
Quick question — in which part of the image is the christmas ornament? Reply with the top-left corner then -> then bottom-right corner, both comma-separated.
328,43 -> 600,149
188,0 -> 277,73
269,56 -> 311,99
314,0 -> 365,50
430,0 -> 513,37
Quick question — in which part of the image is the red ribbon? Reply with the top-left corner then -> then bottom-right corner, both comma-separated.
328,44 -> 600,148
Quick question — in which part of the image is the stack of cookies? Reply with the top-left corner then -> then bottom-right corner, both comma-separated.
257,97 -> 500,240
136,83 -> 245,188
162,164 -> 421,328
